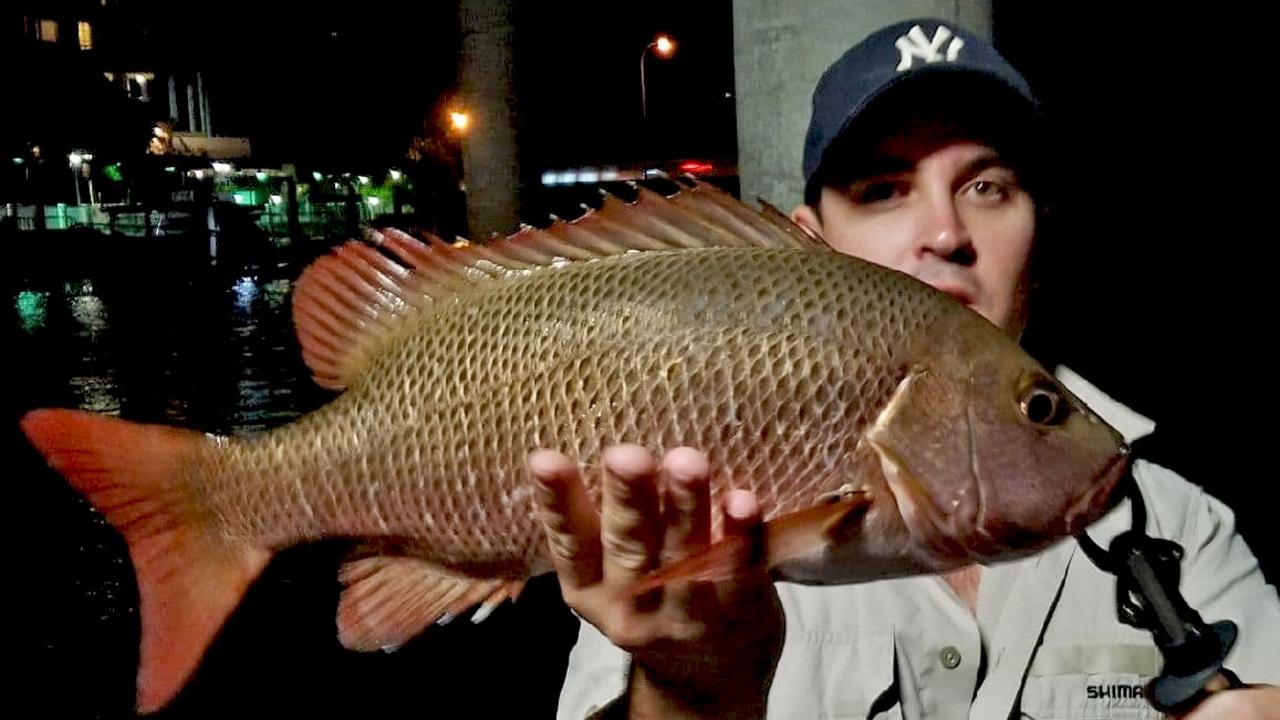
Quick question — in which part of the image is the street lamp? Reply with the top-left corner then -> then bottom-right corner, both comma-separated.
640,33 -> 676,119
445,108 -> 470,193
450,110 -> 471,134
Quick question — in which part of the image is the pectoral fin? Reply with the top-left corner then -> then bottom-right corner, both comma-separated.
629,491 -> 873,595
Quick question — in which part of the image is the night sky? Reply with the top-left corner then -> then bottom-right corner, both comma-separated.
132,0 -> 737,171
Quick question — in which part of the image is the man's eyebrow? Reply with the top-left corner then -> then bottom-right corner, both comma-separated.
829,149 -> 1017,187
833,155 -> 915,184
958,152 -> 1014,180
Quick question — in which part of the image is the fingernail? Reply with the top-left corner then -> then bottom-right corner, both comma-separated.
725,489 -> 757,519
665,447 -> 710,483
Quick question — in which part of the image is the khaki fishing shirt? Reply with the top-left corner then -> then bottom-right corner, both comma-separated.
557,367 -> 1280,719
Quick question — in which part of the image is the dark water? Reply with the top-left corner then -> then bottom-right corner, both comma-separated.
7,239 -> 577,719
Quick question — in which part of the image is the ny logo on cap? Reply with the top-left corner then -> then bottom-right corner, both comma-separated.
895,24 -> 964,71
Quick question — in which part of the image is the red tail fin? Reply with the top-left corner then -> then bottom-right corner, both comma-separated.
21,409 -> 270,714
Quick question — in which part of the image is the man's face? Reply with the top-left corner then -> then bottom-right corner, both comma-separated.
792,121 -> 1035,335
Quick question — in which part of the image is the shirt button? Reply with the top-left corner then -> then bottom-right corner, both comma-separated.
939,646 -> 962,669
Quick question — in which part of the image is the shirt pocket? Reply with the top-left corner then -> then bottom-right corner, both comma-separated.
768,623 -> 900,720
1019,642 -> 1163,720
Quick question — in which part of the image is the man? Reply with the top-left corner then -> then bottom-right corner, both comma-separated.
533,19 -> 1280,719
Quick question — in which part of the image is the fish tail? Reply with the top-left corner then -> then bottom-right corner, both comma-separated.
21,409 -> 270,714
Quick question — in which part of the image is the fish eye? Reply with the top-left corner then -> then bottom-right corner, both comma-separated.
1021,384 -> 1066,426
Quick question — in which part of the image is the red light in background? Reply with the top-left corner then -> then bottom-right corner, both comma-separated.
678,161 -> 713,174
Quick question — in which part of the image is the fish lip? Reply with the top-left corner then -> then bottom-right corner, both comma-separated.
1064,446 -> 1131,534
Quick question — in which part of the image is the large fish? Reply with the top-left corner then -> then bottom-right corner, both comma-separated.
22,179 -> 1128,713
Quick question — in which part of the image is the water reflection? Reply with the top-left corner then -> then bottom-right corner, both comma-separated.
8,241 -> 573,719
232,275 -> 259,313
262,278 -> 291,309
15,289 -> 48,333
9,257 -> 328,433
69,288 -> 108,334
8,252 -> 332,716
71,372 -> 121,414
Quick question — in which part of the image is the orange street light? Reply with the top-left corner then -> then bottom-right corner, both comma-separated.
641,34 -> 677,118
450,110 -> 471,133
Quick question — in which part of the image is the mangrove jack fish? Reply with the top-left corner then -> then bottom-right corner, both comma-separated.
21,179 -> 1128,712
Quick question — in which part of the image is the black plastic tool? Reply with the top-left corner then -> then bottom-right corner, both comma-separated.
1075,473 -> 1243,714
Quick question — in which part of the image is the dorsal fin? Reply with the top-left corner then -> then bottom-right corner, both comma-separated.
290,179 -> 826,389
672,176 -> 827,250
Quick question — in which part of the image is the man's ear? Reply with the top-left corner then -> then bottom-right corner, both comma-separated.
790,203 -> 823,240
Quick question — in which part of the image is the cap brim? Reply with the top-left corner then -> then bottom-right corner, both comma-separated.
805,67 -> 1040,202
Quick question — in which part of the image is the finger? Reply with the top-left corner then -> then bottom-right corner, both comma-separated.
660,447 -> 711,563
718,489 -> 770,604
723,488 -> 763,537
658,448 -> 715,618
528,449 -> 602,591
600,444 -> 663,585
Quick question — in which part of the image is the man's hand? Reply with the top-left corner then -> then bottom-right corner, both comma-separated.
530,444 -> 784,719
1173,685 -> 1280,719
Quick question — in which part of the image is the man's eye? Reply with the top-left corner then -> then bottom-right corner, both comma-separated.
966,179 -> 1009,202
851,181 -> 904,204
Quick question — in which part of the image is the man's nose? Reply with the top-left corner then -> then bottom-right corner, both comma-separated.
917,200 -> 976,265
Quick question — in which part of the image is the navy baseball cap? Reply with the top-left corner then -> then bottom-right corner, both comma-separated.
803,18 -> 1039,201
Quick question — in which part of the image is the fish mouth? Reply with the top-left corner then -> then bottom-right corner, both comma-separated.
1063,444 -> 1131,535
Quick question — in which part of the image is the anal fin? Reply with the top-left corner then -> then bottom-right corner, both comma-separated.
337,556 -> 523,652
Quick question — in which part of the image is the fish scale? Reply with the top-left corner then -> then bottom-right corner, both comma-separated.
198,247 -> 935,571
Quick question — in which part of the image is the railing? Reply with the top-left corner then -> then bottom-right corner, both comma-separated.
1,200 -> 401,240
